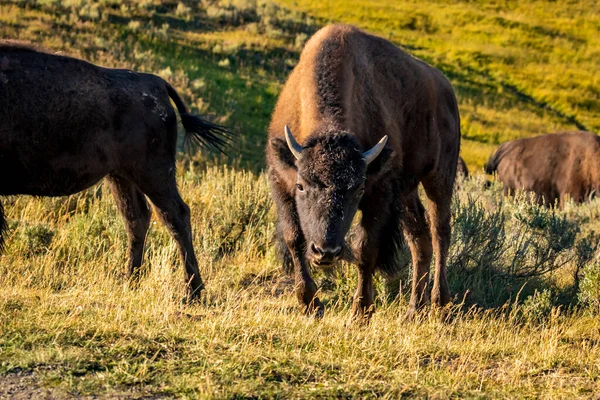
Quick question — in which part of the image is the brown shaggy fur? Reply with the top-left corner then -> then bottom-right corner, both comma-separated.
266,25 -> 461,321
485,131 -> 600,206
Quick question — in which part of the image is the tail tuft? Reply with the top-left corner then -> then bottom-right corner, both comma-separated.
180,113 -> 234,154
165,82 -> 234,154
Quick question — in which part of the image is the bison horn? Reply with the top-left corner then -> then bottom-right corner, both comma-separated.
284,125 -> 303,160
362,135 -> 388,165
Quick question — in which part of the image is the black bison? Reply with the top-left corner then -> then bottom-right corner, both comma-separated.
266,25 -> 461,320
0,43 -> 230,299
485,131 -> 600,206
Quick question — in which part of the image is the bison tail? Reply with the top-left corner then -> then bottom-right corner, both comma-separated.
484,150 -> 501,175
165,83 -> 233,154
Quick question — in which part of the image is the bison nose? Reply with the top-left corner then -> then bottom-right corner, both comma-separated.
310,243 -> 342,263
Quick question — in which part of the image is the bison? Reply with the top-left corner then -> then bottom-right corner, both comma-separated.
485,131 -> 600,206
266,24 -> 461,321
0,43 -> 230,299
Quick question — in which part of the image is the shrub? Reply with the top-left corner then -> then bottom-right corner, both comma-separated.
175,2 -> 193,21
448,192 -> 587,308
521,289 -> 554,323
579,256 -> 600,314
21,224 -> 55,257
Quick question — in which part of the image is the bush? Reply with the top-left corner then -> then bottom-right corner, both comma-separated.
448,191 -> 590,308
579,256 -> 600,314
521,289 -> 554,323
21,224 -> 55,257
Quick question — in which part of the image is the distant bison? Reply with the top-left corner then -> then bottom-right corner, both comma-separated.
485,131 -> 600,206
0,43 -> 230,299
266,25 -> 461,320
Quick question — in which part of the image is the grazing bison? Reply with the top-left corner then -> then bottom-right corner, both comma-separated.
266,24 -> 461,320
0,43 -> 230,299
485,131 -> 600,206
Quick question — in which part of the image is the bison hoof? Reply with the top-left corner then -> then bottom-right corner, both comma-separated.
183,280 -> 204,305
403,305 -> 420,322
431,288 -> 451,308
351,304 -> 374,325
304,298 -> 325,319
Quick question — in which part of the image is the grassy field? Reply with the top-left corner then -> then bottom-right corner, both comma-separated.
1,0 -> 600,398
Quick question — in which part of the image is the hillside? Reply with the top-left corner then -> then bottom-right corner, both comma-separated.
1,0 -> 600,398
280,0 -> 600,167
3,0 -> 598,170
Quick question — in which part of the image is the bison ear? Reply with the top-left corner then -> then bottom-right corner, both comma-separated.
366,146 -> 393,176
271,138 -> 297,170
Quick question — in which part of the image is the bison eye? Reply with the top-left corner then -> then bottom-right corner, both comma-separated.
296,183 -> 304,192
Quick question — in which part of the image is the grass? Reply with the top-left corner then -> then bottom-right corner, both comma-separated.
1,169 -> 599,398
279,0 -> 600,170
1,0 -> 600,397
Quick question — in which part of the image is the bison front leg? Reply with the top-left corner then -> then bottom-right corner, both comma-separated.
283,220 -> 324,318
351,192 -> 392,323
351,223 -> 377,322
351,265 -> 375,323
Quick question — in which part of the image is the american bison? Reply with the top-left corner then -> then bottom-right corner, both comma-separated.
266,24 -> 461,320
0,43 -> 230,299
485,131 -> 600,206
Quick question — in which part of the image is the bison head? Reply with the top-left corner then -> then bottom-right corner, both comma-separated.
275,125 -> 390,266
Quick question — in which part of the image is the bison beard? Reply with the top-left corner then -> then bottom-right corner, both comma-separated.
266,24 -> 461,322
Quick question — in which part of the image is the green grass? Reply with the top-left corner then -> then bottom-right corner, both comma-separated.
1,0 -> 600,397
279,0 -> 600,170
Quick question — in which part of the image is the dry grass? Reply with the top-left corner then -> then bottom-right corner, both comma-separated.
0,168 -> 599,398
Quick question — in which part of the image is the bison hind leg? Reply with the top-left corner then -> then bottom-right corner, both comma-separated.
107,175 -> 151,279
400,193 -> 434,320
422,174 -> 453,309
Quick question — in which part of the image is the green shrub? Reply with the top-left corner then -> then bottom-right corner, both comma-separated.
579,256 -> 600,314
21,224 -> 55,257
175,2 -> 193,21
448,193 -> 587,308
521,289 -> 554,323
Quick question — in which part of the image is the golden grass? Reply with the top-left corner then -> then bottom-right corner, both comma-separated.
0,168 -> 599,398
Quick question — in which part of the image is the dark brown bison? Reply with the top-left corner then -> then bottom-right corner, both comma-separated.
266,24 -> 461,321
485,131 -> 600,206
0,43 -> 230,299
